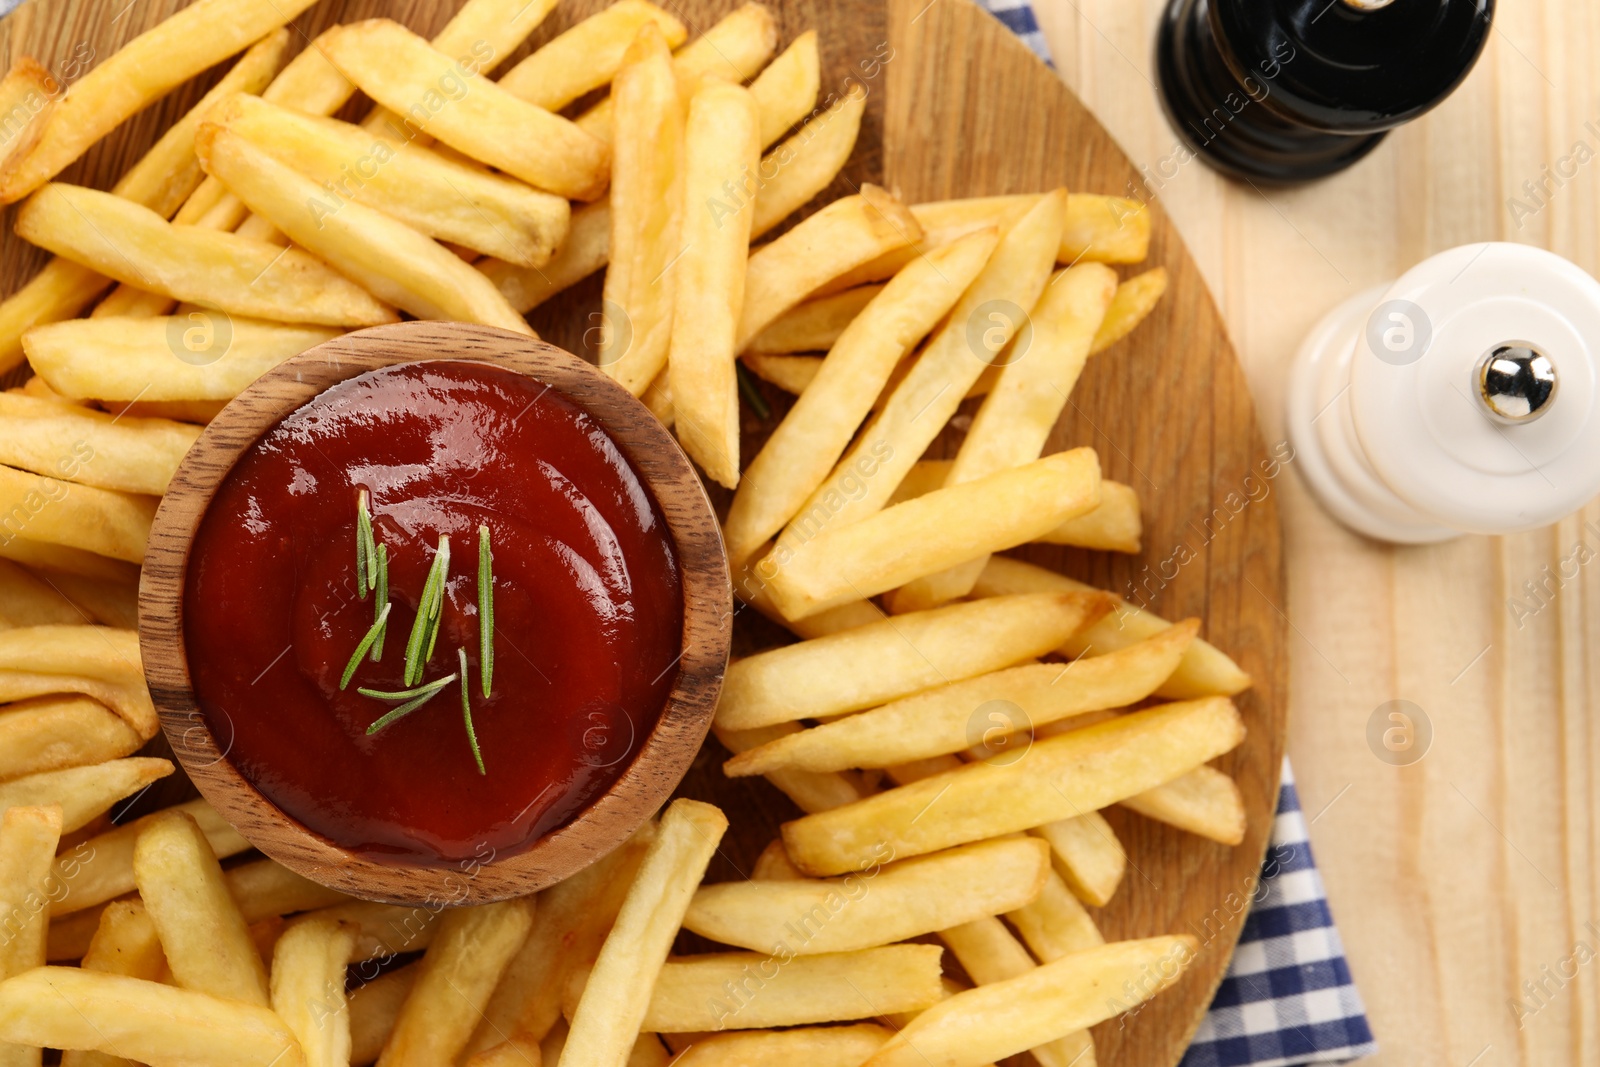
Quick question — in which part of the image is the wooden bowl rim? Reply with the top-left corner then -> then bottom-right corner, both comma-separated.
138,321 -> 732,906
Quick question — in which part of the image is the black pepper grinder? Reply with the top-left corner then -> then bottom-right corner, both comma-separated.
1155,0 -> 1494,184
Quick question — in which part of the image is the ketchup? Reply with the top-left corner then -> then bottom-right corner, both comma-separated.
184,361 -> 683,865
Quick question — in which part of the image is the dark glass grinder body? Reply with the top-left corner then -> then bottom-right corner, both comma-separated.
1155,0 -> 1494,184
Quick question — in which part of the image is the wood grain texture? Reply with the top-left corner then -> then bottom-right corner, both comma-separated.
139,324 -> 733,905
0,0 -> 1287,1061
1033,0 -> 1600,1063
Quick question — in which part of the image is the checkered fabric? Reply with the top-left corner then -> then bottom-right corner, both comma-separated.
976,0 -> 1055,64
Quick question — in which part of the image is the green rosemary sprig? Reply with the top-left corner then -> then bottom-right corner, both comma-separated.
403,535 -> 451,686
370,543 -> 389,662
340,602 -> 391,690
364,672 -> 457,736
355,490 -> 377,599
459,647 -> 485,775
737,362 -> 772,420
477,524 -> 494,698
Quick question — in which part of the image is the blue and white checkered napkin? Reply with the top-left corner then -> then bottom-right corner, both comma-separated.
973,5 -> 1378,1064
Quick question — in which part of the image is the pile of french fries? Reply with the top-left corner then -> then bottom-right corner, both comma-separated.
0,0 -> 1259,1062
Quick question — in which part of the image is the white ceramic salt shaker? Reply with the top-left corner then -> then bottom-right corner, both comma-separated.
1285,242 -> 1600,543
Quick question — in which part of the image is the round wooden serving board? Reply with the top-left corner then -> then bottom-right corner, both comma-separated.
0,0 -> 1287,1062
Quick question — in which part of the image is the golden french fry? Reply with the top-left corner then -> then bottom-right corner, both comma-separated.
0,261 -> 108,376
783,698 -> 1245,875
739,352 -> 821,393
713,723 -> 864,815
670,81 -> 760,487
810,194 -> 1030,297
750,31 -> 820,147
134,809 -> 268,1006
0,558 -> 83,627
576,3 -> 778,143
1092,267 -> 1166,353
763,448 -> 1102,619
288,900 -> 437,964
562,799 -> 727,1067
774,192 -> 1063,550
16,184 -> 396,327
938,917 -> 1094,1067
716,593 -> 1108,731
0,804 -> 61,1033
109,399 -> 226,424
24,314 -> 341,403
0,0 -> 318,204
35,569 -> 139,629
1121,764 -> 1246,845
0,537 -> 138,584
498,0 -> 687,111
466,825 -> 655,1056
669,1024 -> 892,1067
871,937 -> 1193,1067
211,94 -> 568,268
0,58 -> 56,185
738,186 -> 920,351
684,837 -> 1047,955
378,899 -> 535,1067
745,285 -> 881,354
724,230 -> 999,568
1006,869 -> 1104,964
79,900 -> 165,988
972,556 -> 1253,698
725,621 -> 1195,776
92,283 -> 171,318
0,967 -> 303,1066
226,858 -> 350,922
195,128 -> 531,334
565,945 -> 942,1032
271,917 -> 358,1067
464,1033 -> 544,1067
750,839 -> 804,881
600,24 -> 684,396
0,757 -> 170,834
0,674 -> 151,741
890,262 -> 1118,610
1032,811 -> 1125,907
0,465 -> 155,564
1062,194 -> 1150,264
319,20 -> 608,200
349,966 -> 417,1067
482,197 -> 612,314
888,459 -> 1139,552
0,392 -> 200,495
0,696 -> 142,782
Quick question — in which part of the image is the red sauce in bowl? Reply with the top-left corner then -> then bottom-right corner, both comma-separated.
183,361 -> 684,865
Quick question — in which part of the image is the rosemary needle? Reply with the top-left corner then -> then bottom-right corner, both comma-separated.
355,489 -> 378,599
403,535 -> 451,686
340,602 -> 391,691
364,673 -> 456,736
370,543 -> 388,662
459,648 -> 485,775
477,524 -> 494,698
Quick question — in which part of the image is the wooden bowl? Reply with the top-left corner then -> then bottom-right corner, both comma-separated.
138,322 -> 733,906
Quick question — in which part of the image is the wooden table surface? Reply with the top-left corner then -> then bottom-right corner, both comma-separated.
1031,2 -> 1600,1064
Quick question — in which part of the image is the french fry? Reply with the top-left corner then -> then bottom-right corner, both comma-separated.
0,0 -> 319,203
773,191 -> 1063,549
0,804 -> 61,1050
498,0 -> 687,111
723,229 -> 999,567
211,95 -> 569,268
1062,194 -> 1150,264
34,569 -> 139,629
1032,812 -> 1125,907
463,1034 -> 544,1067
599,24 -> 684,396
889,459 -> 1140,552
763,449 -> 1103,619
271,917 -> 358,1067
0,626 -> 144,700
0,696 -> 142,782
1006,869 -> 1104,963
0,59 -> 55,185
0,537 -> 138,584
0,393 -> 199,495
349,966 -> 417,1066
287,900 -> 437,964
739,352 -> 822,392
564,945 -> 942,1032
738,186 -> 920,351
482,198 -> 612,314
751,839 -> 804,880
319,20 -> 608,201
109,399 -> 226,425
134,809 -> 268,1006
749,32 -> 821,147
670,81 -> 760,487
668,1024 -> 892,1067
0,758 -> 170,833
972,556 -> 1253,698
71,903 -> 167,1062
0,465 -> 155,564
890,262 -> 1118,610
1120,764 -> 1246,845
466,824 -> 656,1056
938,917 -> 1094,1067
683,837 -> 1047,955
0,558 -> 82,627
716,593 -> 1107,731
24,315 -> 340,403
810,195 -> 1032,297
0,967 -> 303,1067
783,698 -> 1244,875
0,261 -> 107,376
561,799 -> 727,1067
745,285 -> 882,354
378,899 -> 535,1067
726,621 -> 1195,776
195,128 -> 531,334
863,937 -> 1196,1067
1093,267 -> 1166,352
16,184 -> 397,327
226,858 -> 351,922
0,675 -> 151,741
576,4 -> 779,143
713,723 -> 864,815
